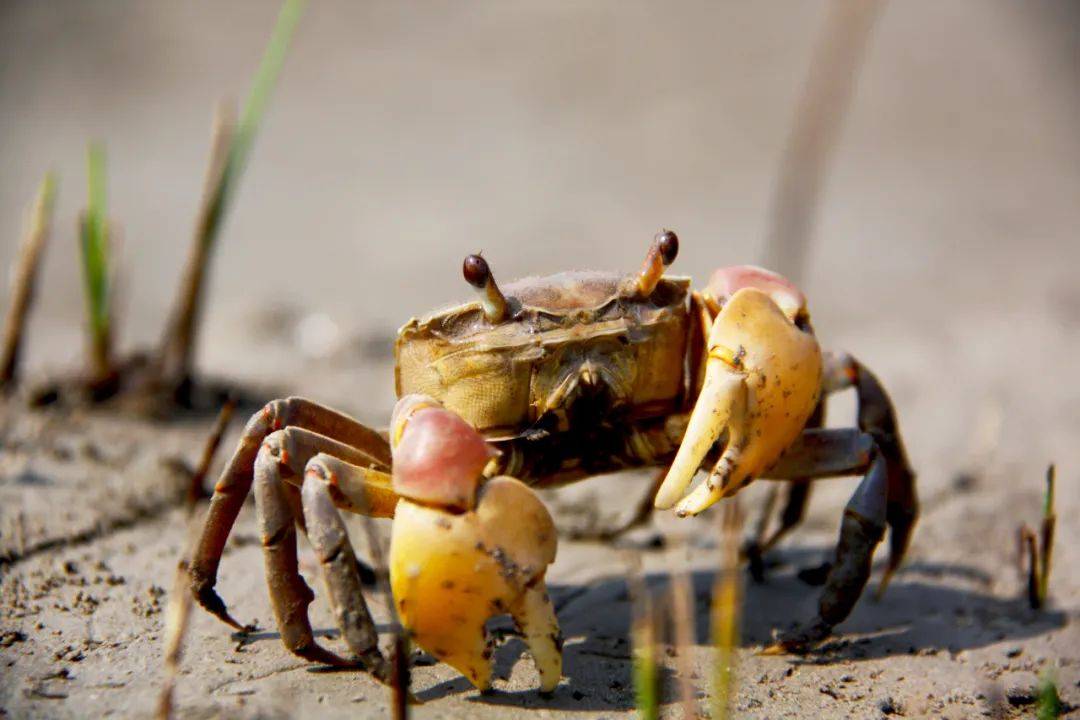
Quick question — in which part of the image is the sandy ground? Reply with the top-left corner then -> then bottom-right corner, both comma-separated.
2,1 -> 1080,718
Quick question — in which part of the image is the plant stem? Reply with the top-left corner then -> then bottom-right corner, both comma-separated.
81,142 -> 112,381
158,0 -> 306,393
1,172 -> 57,390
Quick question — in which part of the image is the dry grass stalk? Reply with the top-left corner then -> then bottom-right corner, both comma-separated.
157,400 -> 236,719
762,0 -> 885,284
628,555 -> 660,720
157,0 -> 305,398
1038,465 -> 1056,605
1020,465 -> 1056,609
710,500 -> 743,720
670,566 -> 699,719
157,102 -> 237,393
156,553 -> 195,720
1,172 -> 57,390
185,395 -> 236,510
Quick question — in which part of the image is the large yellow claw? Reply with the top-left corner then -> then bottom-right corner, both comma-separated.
654,287 -> 821,516
388,396 -> 561,693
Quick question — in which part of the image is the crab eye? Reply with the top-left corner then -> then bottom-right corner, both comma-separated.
634,229 -> 680,296
463,254 -> 490,288
463,253 -> 508,322
656,230 -> 679,265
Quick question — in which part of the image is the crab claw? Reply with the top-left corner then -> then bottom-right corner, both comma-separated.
388,396 -> 561,694
654,287 -> 822,516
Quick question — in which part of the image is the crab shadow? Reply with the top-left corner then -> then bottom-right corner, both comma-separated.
418,546 -> 1066,710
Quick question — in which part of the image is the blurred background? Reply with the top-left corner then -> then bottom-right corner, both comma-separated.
2,3 -> 1079,715
1,0 -> 1079,466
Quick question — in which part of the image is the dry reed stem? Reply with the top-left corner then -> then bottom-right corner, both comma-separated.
711,500 -> 743,720
158,102 -> 236,391
763,0 -> 886,284
185,395 -> 236,511
670,566 -> 699,719
1,173 -> 56,390
157,400 -> 236,719
628,555 -> 660,720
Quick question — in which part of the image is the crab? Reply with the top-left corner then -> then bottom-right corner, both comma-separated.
186,230 -> 917,691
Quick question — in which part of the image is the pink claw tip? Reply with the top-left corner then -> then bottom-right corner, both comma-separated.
390,396 -> 496,510
706,265 -> 806,320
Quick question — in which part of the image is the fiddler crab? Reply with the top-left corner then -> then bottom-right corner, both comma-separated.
187,231 -> 916,693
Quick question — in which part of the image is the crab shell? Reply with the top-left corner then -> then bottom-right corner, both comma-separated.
394,272 -> 692,437
389,475 -> 560,692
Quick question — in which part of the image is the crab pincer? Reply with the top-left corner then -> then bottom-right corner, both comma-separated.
654,268 -> 822,516
388,395 -> 562,694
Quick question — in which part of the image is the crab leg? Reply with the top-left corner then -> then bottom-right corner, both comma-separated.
754,358 -> 916,653
822,353 -> 918,596
303,454 -> 394,680
252,438 -> 347,666
251,427 -> 395,674
764,449 -> 888,653
188,397 -> 390,629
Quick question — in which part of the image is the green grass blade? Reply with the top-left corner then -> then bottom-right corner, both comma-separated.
631,605 -> 659,720
201,0 -> 305,252
1037,671 -> 1063,720
711,503 -> 743,720
81,142 -> 111,371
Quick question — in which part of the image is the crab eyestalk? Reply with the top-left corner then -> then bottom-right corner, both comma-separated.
463,254 -> 509,323
635,229 -> 679,297
388,395 -> 562,693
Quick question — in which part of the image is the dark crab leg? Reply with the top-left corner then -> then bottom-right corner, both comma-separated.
750,354 -> 917,596
188,397 -> 390,630
751,355 -> 917,654
763,450 -> 889,654
828,353 -> 919,597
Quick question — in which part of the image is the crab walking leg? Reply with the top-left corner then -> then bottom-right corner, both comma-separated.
509,581 -> 563,694
762,427 -> 874,479
188,397 -> 391,629
765,449 -> 889,654
251,429 -> 395,674
824,353 -> 918,596
303,455 -> 393,681
251,440 -> 351,667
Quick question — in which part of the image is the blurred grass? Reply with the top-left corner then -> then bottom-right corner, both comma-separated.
199,0 -> 305,254
629,561 -> 660,720
1038,465 -> 1055,606
80,142 -> 111,375
710,503 -> 743,720
1037,671 -> 1063,720
0,171 -> 57,388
